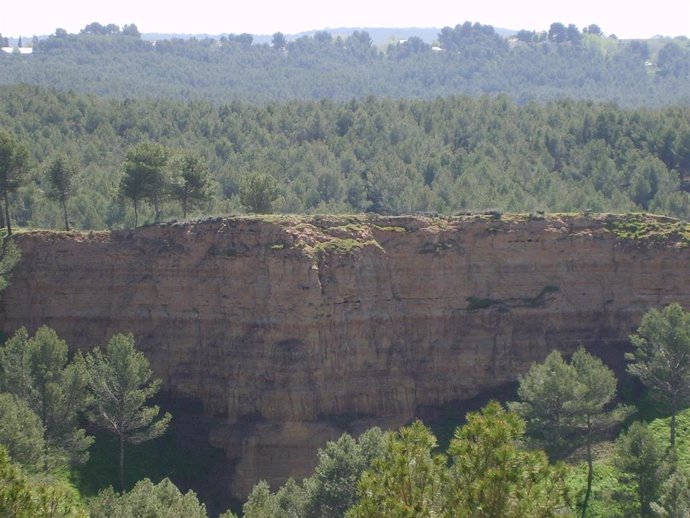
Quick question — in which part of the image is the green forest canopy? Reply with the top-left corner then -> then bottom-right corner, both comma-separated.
0,22 -> 688,106
0,86 -> 688,230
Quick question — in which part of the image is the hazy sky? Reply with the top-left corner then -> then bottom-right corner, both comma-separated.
3,0 -> 689,38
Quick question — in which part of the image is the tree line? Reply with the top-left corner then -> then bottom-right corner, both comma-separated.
0,22 -> 688,106
0,87 -> 689,233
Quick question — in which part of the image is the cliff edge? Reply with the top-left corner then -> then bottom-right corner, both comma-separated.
1,213 -> 688,496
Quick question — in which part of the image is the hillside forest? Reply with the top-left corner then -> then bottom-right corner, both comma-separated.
0,22 -> 689,106
0,22 -> 688,231
0,87 -> 689,232
0,17 -> 690,518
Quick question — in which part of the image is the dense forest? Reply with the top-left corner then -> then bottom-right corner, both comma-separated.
0,22 -> 689,106
0,86 -> 688,231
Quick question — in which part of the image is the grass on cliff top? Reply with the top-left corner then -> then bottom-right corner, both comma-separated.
13,211 -> 689,241
309,237 -> 382,257
606,213 -> 690,247
261,211 -> 615,227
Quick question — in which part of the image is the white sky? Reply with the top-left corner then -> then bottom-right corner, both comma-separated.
2,0 -> 689,39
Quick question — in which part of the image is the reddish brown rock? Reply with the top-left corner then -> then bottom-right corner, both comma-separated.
1,214 -> 688,497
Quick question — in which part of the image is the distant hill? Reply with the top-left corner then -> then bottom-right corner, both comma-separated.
140,28 -> 446,46
0,22 -> 688,106
5,26 -> 515,47
130,27 -> 514,46
286,27 -> 447,46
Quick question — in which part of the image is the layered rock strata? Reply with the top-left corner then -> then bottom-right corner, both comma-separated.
2,214 -> 688,496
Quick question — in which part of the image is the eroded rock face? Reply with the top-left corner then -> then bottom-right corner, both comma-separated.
2,214 -> 688,496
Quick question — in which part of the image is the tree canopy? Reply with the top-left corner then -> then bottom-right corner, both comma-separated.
0,393 -> 45,468
1,23 -> 688,106
627,303 -> 690,448
44,154 -> 78,231
89,478 -> 209,518
169,150 -> 214,218
349,402 -> 570,518
614,421 -> 667,517
0,446 -> 87,518
510,348 -> 628,517
239,172 -> 279,214
0,326 -> 92,467
0,129 -> 29,235
84,333 -> 171,489
0,87 -> 688,230
119,141 -> 170,225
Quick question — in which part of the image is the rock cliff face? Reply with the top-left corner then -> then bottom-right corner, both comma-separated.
1,214 -> 688,496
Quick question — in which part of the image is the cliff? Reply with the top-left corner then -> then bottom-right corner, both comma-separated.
1,213 -> 689,496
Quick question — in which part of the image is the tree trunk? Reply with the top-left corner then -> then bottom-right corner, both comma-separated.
4,189 -> 11,236
0,200 -> 5,229
581,436 -> 593,518
639,473 -> 647,516
133,200 -> 138,227
119,434 -> 125,491
671,405 -> 676,449
61,196 -> 69,231
43,441 -> 50,473
154,196 -> 161,223
671,414 -> 676,449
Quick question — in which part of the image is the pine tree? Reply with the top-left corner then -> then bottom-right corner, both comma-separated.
85,334 -> 171,490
